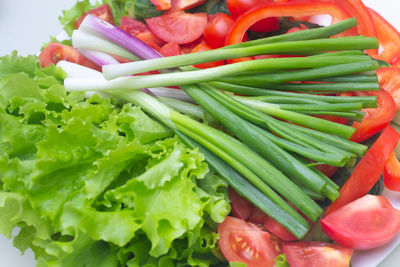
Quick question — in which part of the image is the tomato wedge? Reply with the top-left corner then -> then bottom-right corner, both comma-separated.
377,67 -> 400,111
322,194 -> 400,250
74,4 -> 114,29
39,42 -> 100,71
368,7 -> 400,62
384,152 -> 400,192
325,125 -> 400,215
225,1 -> 353,62
218,216 -> 281,267
228,187 -> 253,220
283,241 -> 353,267
160,42 -> 182,57
349,90 -> 396,143
146,11 -> 207,44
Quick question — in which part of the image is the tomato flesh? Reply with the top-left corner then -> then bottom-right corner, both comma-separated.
384,152 -> 400,191
160,42 -> 182,57
150,0 -> 172,10
203,13 -> 235,49
350,90 -> 396,143
146,11 -> 207,44
74,4 -> 114,29
326,125 -> 400,215
283,241 -> 353,267
322,194 -> 400,250
39,42 -> 100,71
218,216 -> 280,267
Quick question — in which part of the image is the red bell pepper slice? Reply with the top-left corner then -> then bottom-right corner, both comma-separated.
377,67 -> 400,111
225,1 -> 354,63
384,152 -> 400,192
367,7 -> 400,63
325,125 -> 400,215
349,90 -> 396,143
330,0 -> 376,38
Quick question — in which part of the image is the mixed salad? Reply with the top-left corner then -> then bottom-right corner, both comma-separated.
2,0 -> 400,266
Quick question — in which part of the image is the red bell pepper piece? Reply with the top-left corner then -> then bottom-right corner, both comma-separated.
384,152 -> 400,192
325,125 -> 400,215
366,8 -> 400,65
225,1 -> 354,63
349,90 -> 396,143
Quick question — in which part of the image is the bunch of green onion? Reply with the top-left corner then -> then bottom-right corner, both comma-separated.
60,15 -> 381,239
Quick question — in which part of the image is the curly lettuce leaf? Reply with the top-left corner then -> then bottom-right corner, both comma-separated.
59,0 -> 98,36
0,53 -> 230,266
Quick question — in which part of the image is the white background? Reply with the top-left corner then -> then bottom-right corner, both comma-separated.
1,0 -> 400,266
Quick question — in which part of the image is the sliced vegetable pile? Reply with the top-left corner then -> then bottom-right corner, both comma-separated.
3,0 -> 400,266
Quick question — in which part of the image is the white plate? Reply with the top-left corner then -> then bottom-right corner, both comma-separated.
1,1 -> 400,266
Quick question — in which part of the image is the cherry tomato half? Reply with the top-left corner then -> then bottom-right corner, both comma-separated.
218,216 -> 281,267
322,194 -> 400,250
283,241 -> 353,267
203,13 -> 235,49
146,11 -> 207,44
228,187 -> 253,220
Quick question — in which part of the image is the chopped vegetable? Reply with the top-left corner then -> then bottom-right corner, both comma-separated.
283,241 -> 353,267
325,125 -> 400,215
384,152 -> 400,191
322,194 -> 400,250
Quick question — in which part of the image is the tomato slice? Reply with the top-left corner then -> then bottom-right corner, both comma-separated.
377,67 -> 400,111
384,152 -> 400,192
146,11 -> 207,44
160,42 -> 182,57
120,16 -> 150,36
367,7 -> 400,62
218,216 -> 281,267
39,42 -> 100,71
322,194 -> 400,250
225,1 -> 353,63
190,43 -> 225,68
283,241 -> 353,267
228,187 -> 253,220
325,125 -> 400,215
203,13 -> 235,49
170,0 -> 206,11
74,4 -> 114,29
349,90 -> 396,143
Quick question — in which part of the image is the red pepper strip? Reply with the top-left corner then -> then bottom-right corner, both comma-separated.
325,125 -> 400,215
225,1 -> 354,63
384,152 -> 400,192
329,0 -> 376,38
367,7 -> 400,63
349,90 -> 396,143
